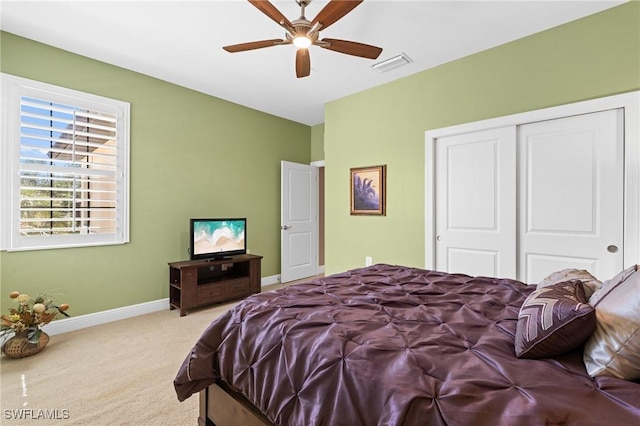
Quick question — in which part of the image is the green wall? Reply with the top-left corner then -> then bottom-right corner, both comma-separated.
0,32 -> 310,316
310,124 -> 325,162
324,2 -> 640,274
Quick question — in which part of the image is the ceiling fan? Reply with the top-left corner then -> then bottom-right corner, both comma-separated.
223,0 -> 383,78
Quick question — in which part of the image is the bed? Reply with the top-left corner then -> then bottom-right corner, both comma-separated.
174,264 -> 640,425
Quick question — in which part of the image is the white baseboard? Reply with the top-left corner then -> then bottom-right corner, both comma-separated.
261,274 -> 281,287
43,274 -> 282,336
44,298 -> 169,336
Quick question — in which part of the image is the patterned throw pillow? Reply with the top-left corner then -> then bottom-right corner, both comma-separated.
538,269 -> 602,299
515,280 -> 596,359
584,265 -> 640,380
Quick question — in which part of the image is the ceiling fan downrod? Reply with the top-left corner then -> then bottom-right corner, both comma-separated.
296,0 -> 311,19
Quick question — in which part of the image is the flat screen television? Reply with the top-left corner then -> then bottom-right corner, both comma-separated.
189,218 -> 246,261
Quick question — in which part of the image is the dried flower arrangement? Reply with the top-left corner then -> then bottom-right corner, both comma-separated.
1,291 -> 70,344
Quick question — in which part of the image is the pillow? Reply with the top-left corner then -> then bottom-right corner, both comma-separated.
583,265 -> 640,380
588,264 -> 636,306
515,280 -> 596,359
538,268 -> 602,300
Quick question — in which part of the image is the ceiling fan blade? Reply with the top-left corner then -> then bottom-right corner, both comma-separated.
296,48 -> 311,78
248,0 -> 293,28
223,39 -> 285,53
310,0 -> 363,30
319,38 -> 382,59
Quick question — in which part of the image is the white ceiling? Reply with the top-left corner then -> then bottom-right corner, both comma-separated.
0,0 -> 624,126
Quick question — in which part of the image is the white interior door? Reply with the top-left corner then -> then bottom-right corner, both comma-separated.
518,109 -> 624,283
281,161 -> 317,283
435,127 -> 517,278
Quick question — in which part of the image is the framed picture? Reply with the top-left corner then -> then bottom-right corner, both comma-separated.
350,165 -> 386,215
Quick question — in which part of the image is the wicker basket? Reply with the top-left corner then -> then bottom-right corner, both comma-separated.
1,331 -> 49,359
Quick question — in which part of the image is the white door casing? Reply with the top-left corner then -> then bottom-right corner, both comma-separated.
281,161 -> 318,283
425,92 -> 640,283
518,110 -> 624,283
435,127 -> 517,278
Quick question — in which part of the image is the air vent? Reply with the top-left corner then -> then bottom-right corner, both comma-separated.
372,53 -> 413,73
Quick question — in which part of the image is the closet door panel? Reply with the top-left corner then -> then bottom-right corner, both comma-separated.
518,109 -> 624,284
435,127 -> 516,278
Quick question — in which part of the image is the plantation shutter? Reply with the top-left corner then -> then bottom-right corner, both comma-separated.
20,96 -> 118,236
1,73 -> 130,251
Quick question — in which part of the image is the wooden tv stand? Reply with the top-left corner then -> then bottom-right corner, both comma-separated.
168,254 -> 262,316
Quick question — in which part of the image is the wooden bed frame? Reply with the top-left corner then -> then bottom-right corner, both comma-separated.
198,382 -> 272,426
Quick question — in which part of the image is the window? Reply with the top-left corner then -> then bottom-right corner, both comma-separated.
1,74 -> 130,251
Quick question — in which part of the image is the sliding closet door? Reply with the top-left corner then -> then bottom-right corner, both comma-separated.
435,127 -> 517,278
518,109 -> 624,283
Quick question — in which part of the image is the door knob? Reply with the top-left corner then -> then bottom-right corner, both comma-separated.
436,235 -> 442,241
607,245 -> 619,253
282,225 -> 292,230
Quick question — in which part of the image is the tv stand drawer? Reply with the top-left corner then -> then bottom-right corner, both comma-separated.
198,284 -> 225,303
226,278 -> 251,298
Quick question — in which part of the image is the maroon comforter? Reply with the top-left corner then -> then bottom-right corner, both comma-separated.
174,264 -> 640,425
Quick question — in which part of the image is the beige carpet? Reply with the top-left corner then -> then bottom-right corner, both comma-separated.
0,281 -> 297,425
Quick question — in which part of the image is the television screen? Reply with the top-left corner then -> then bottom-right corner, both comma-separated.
190,218 -> 246,260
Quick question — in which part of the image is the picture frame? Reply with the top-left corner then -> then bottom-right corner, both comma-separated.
350,165 -> 386,216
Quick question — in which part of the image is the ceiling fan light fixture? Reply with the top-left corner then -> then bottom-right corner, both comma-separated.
293,35 -> 312,49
